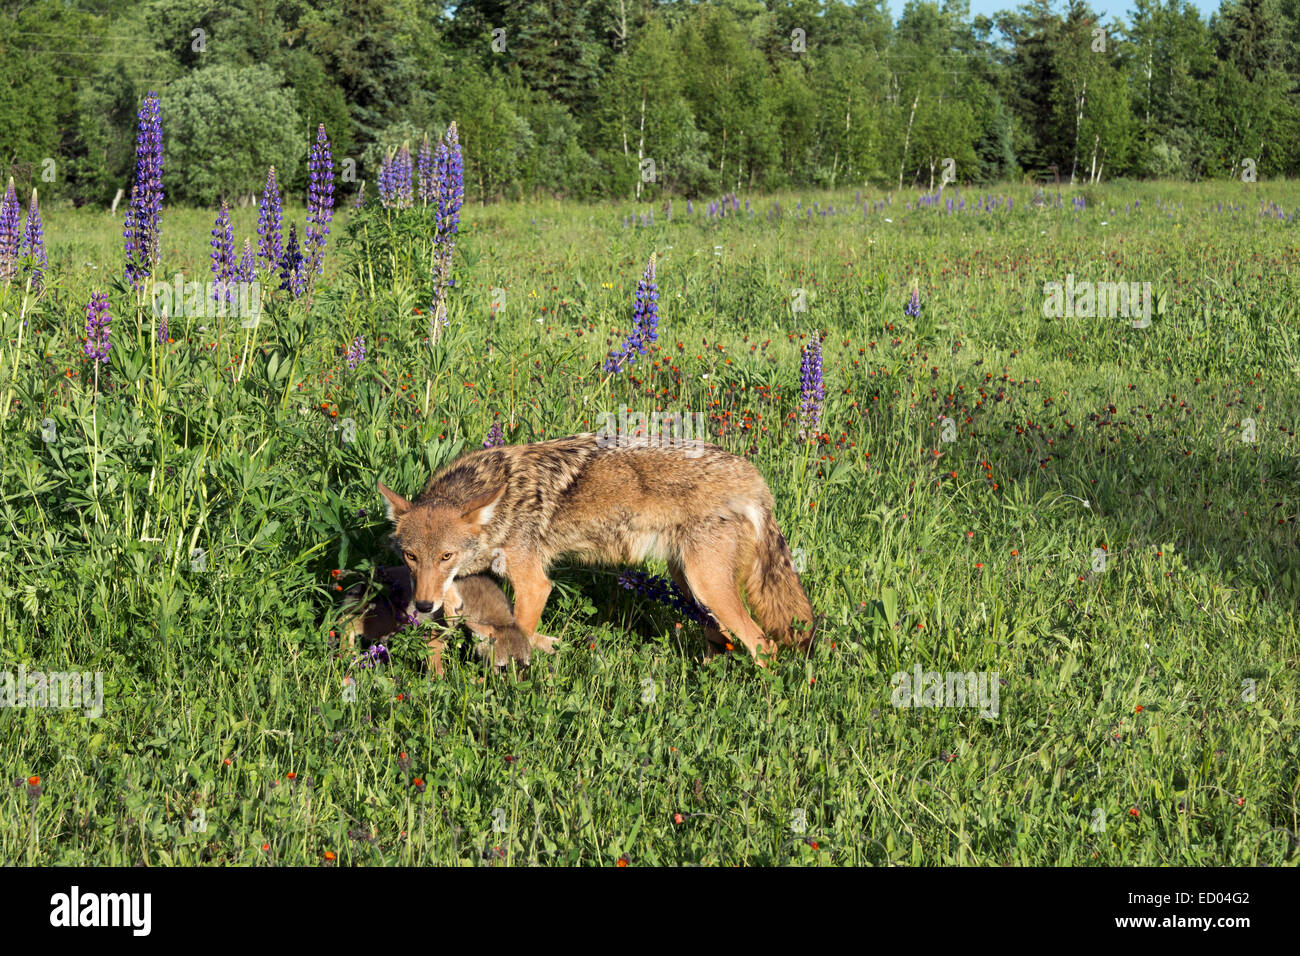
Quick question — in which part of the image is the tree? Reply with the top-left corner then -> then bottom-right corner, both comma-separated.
598,13 -> 710,198
889,1 -> 981,188
166,63 -> 303,205
449,67 -> 533,201
679,4 -> 780,192
296,0 -> 421,158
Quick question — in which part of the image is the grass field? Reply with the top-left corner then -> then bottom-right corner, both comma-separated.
1,179 -> 1298,865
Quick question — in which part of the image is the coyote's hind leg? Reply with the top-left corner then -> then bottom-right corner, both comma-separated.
679,540 -> 775,664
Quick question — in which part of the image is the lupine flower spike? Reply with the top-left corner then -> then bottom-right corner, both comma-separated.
798,335 -> 824,439
305,124 -> 334,278
0,179 -> 19,283
257,166 -> 283,273
618,570 -> 712,625
905,285 -> 921,319
429,122 -> 463,342
210,200 -> 236,303
20,188 -> 47,286
84,292 -> 112,364
346,335 -> 366,371
279,223 -> 305,297
123,92 -> 163,291
604,253 -> 659,374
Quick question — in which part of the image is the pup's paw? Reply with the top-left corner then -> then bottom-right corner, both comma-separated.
529,632 -> 561,654
498,629 -> 532,667
476,629 -> 532,668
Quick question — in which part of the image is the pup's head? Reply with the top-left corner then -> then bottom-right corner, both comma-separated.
376,481 -> 505,614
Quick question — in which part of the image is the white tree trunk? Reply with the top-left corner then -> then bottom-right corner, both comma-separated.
635,83 -> 647,200
1070,79 -> 1087,185
898,92 -> 919,191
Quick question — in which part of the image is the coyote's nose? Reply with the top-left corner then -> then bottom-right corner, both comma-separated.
414,600 -> 435,613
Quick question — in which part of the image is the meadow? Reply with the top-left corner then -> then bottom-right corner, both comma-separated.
1,178 -> 1298,865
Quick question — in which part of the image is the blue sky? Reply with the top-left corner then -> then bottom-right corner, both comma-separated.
882,0 -> 1222,25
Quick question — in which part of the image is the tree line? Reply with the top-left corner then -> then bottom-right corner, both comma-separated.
1,0 -> 1296,207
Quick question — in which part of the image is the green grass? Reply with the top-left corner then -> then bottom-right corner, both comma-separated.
1,180 -> 1297,865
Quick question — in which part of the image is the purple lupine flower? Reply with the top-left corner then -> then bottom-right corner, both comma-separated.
157,310 -> 169,343
396,144 -> 414,209
428,122 -> 464,340
0,179 -> 19,282
257,166 -> 283,273
123,92 -> 163,291
279,222 -> 305,296
209,200 -> 236,303
353,182 -> 367,210
305,124 -> 334,276
436,123 -> 463,241
346,334 -> 365,370
617,569 -> 713,625
352,643 -> 390,670
84,292 -> 112,363
377,153 -> 397,208
417,137 -> 435,206
19,188 -> 47,285
237,238 -> 255,284
604,253 -> 658,374
904,287 -> 921,318
483,420 -> 505,448
798,335 -> 825,436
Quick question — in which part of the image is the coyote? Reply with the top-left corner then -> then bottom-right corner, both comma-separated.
340,565 -> 531,675
377,433 -> 813,663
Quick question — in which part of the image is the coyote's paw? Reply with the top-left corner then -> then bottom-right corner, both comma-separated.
752,639 -> 778,668
529,632 -> 561,654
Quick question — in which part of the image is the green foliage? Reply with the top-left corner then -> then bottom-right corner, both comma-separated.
2,182 -> 1299,864
5,0 -> 1300,205
1144,139 -> 1186,177
165,63 -> 303,205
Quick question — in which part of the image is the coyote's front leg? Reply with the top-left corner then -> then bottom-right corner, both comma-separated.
503,551 -> 560,654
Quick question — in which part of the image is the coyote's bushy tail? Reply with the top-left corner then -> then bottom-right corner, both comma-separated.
743,507 -> 815,650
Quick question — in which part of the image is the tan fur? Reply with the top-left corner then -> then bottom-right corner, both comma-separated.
378,433 -> 813,664
446,573 -> 533,667
339,566 -> 532,674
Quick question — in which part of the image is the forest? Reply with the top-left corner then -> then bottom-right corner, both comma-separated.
0,0 -> 1296,201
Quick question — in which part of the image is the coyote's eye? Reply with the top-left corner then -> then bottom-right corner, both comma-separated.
440,552 -> 454,562
404,551 -> 417,563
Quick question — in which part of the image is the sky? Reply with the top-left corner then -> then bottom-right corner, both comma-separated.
881,0 -> 1223,25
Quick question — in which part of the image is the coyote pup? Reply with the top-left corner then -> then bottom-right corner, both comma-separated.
340,566 -> 531,675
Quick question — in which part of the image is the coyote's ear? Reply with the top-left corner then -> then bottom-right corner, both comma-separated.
377,481 -> 412,523
459,485 -> 506,527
